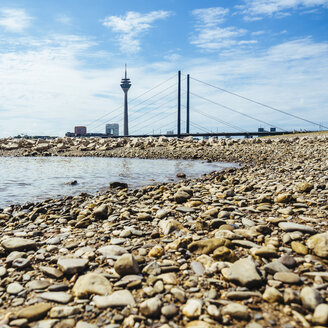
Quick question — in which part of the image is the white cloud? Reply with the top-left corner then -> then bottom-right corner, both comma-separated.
0,8 -> 32,33
191,7 -> 253,51
102,10 -> 172,53
238,0 -> 328,20
56,14 -> 72,25
192,7 -> 229,26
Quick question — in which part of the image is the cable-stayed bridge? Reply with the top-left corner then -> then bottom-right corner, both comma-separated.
85,71 -> 327,138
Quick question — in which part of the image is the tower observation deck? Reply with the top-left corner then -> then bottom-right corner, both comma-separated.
120,64 -> 131,136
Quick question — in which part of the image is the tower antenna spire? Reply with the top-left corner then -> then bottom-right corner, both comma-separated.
120,64 -> 132,136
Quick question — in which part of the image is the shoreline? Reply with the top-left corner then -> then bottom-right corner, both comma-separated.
0,135 -> 327,327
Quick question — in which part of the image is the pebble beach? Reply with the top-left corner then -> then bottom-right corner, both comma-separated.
0,133 -> 328,328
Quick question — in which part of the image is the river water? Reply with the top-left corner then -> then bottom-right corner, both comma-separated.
0,157 -> 235,208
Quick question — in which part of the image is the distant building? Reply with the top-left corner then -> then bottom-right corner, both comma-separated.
106,123 -> 119,136
74,126 -> 87,136
258,127 -> 265,132
166,130 -> 174,135
270,127 -> 276,132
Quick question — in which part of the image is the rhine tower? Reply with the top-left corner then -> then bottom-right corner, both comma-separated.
120,64 -> 131,136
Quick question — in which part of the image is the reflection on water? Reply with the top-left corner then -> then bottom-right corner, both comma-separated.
0,157 -> 236,208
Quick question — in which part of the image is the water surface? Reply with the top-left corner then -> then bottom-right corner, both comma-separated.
0,157 -> 235,208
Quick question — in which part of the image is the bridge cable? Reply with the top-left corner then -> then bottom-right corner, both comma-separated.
190,76 -> 328,130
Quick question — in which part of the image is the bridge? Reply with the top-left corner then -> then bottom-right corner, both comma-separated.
84,70 -> 327,138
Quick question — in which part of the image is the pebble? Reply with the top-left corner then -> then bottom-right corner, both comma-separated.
17,303 -> 52,321
57,257 -> 88,274
273,272 -> 301,284
1,237 -> 36,251
221,303 -> 249,320
40,292 -> 73,304
300,286 -> 323,310
93,290 -> 136,308
182,299 -> 203,318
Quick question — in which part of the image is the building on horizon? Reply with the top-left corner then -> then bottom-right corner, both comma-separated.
74,126 -> 87,136
106,123 -> 119,136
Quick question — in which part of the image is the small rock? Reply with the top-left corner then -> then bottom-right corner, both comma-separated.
221,303 -> 249,320
139,297 -> 162,318
273,272 -> 300,284
182,299 -> 202,318
17,303 -> 52,321
57,258 -> 88,274
114,254 -> 139,276
7,282 -> 24,294
300,286 -> 323,310
1,237 -> 36,251
312,303 -> 328,325
40,292 -> 73,304
263,286 -> 283,303
307,232 -> 328,258
188,238 -> 230,255
93,290 -> 136,308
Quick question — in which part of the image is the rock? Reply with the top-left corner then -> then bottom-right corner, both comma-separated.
222,258 -> 262,287
57,258 -> 88,274
1,237 -> 36,251
273,272 -> 300,284
148,245 -> 164,257
300,286 -> 323,310
263,286 -> 283,303
278,222 -> 315,234
275,193 -> 292,203
312,303 -> 328,325
182,299 -> 202,318
93,204 -> 110,220
76,322 -> 98,328
161,304 -> 179,319
93,290 -> 136,308
307,232 -> 328,258
296,182 -> 313,193
221,303 -> 249,320
139,297 -> 162,318
188,238 -> 229,254
40,292 -> 73,304
213,246 -> 237,262
109,181 -> 128,189
159,219 -> 185,235
97,245 -> 128,259
7,282 -> 24,294
174,189 -> 192,203
40,266 -> 64,279
207,304 -> 221,319
291,241 -> 308,255
12,257 -> 31,268
185,321 -> 216,328
264,260 -> 290,274
49,306 -> 80,318
158,272 -> 178,285
17,303 -> 52,321
190,261 -> 205,275
114,254 -> 139,276
26,280 -> 51,291
72,273 -> 112,298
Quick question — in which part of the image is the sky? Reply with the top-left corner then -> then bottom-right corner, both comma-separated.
0,0 -> 327,137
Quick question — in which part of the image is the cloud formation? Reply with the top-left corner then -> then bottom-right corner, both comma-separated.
0,8 -> 32,32
238,0 -> 328,20
102,10 -> 172,53
191,7 -> 255,51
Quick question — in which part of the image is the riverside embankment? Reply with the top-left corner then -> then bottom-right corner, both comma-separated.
0,134 -> 327,328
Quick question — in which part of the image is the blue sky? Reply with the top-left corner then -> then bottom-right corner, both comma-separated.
0,0 -> 327,137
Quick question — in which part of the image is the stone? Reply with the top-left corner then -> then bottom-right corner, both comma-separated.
190,261 -> 205,275
26,280 -> 51,291
148,245 -> 164,257
7,282 -> 24,294
49,306 -> 80,318
307,232 -> 328,258
185,321 -> 216,328
1,237 -> 36,251
139,297 -> 162,318
93,204 -> 110,220
296,182 -> 314,193
76,322 -> 98,328
72,272 -> 112,298
159,219 -> 185,235
161,304 -> 179,319
221,303 -> 249,320
222,258 -> 262,287
40,266 -> 64,279
182,299 -> 202,318
93,290 -> 136,308
278,222 -> 315,234
207,304 -> 221,319
291,241 -> 308,255
57,258 -> 88,274
17,303 -> 52,321
263,286 -> 283,303
273,272 -> 300,284
174,190 -> 192,203
275,193 -> 292,203
97,245 -> 128,258
251,246 -> 278,259
12,257 -> 31,268
40,292 -> 73,304
114,254 -> 139,276
264,260 -> 290,274
188,238 -> 230,255
213,246 -> 237,262
312,303 -> 328,325
300,286 -> 323,310
158,272 -> 178,285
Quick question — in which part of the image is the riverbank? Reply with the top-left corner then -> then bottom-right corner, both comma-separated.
0,134 -> 327,328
